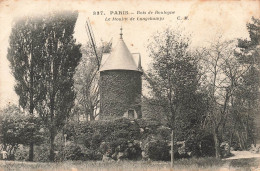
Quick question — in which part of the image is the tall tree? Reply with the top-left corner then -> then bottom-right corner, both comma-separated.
34,11 -> 82,161
73,41 -> 111,121
145,28 -> 202,167
7,16 -> 46,161
233,17 -> 260,147
201,35 -> 251,157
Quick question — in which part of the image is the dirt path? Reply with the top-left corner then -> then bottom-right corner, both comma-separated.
225,151 -> 260,160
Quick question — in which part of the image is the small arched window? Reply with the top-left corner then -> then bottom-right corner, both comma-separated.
128,109 -> 135,119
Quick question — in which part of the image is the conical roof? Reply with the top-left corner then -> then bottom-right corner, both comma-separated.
100,38 -> 142,72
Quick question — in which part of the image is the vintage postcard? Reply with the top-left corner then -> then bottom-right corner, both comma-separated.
0,0 -> 259,170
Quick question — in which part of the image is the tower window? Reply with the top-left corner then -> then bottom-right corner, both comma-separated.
128,110 -> 134,119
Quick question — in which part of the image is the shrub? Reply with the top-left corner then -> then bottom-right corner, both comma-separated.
185,134 -> 202,158
14,145 -> 28,161
200,134 -> 215,157
125,141 -> 142,160
34,144 -> 49,162
146,140 -> 170,161
63,142 -> 85,160
64,118 -> 154,160
220,142 -> 231,158
64,118 -> 212,161
84,149 -> 102,160
141,136 -> 170,161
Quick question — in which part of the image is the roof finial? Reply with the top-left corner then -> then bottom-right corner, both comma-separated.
120,26 -> 123,39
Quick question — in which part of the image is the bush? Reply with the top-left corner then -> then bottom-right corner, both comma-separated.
185,134 -> 202,158
24,118 -> 212,162
64,118 -> 160,160
34,144 -> 49,162
220,142 -> 231,158
141,136 -> 170,161
63,118 -> 211,161
85,149 -> 102,160
200,134 -> 215,157
126,141 -> 142,160
110,140 -> 142,160
14,145 -> 28,161
63,142 -> 85,160
64,118 -> 209,161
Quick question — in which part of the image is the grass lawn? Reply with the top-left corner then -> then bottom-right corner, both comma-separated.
0,157 -> 259,171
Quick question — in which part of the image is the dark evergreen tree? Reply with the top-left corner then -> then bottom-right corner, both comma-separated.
7,11 -> 81,162
232,17 -> 260,148
7,16 -> 46,161
34,11 -> 82,161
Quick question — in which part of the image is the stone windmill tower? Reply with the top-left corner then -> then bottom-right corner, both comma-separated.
99,28 -> 142,120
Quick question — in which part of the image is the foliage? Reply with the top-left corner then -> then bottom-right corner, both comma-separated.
62,118 -> 210,161
7,11 -> 82,161
198,17 -> 260,155
142,18 -> 259,160
14,145 -> 28,161
0,105 -> 45,160
52,132 -> 90,161
145,28 -> 207,165
62,142 -> 86,161
199,32 -> 254,157
147,28 -> 206,132
32,144 -> 50,162
16,11 -> 82,161
7,12 -> 47,161
141,136 -> 170,161
63,118 -> 167,160
99,70 -> 142,119
231,17 -> 260,149
7,16 -> 45,111
73,42 -> 112,121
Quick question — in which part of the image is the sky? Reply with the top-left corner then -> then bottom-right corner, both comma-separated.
0,0 -> 259,109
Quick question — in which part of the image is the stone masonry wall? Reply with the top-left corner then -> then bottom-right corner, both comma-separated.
100,70 -> 142,119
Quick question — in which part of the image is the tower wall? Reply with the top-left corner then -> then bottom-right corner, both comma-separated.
99,70 -> 142,119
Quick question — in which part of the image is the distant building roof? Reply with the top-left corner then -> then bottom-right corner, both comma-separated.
100,34 -> 142,72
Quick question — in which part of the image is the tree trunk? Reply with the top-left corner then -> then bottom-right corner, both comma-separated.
90,106 -> 95,121
28,99 -> 34,161
213,129 -> 221,158
28,49 -> 34,162
237,130 -> 248,150
28,115 -> 34,161
49,129 -> 55,162
28,143 -> 34,161
84,105 -> 89,121
171,129 -> 174,168
28,109 -> 34,161
229,132 -> 233,148
49,94 -> 55,162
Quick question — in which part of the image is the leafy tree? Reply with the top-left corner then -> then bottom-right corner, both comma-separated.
0,105 -> 44,160
145,28 -> 204,167
7,16 -> 46,161
73,41 -> 111,121
33,11 -> 82,161
200,34 -> 252,157
7,12 -> 81,161
232,17 -> 260,148
0,105 -> 23,158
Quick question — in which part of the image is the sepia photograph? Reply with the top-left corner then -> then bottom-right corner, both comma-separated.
0,0 -> 259,170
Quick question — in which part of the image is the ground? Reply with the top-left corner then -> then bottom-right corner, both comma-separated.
0,151 -> 259,171
226,151 -> 260,160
